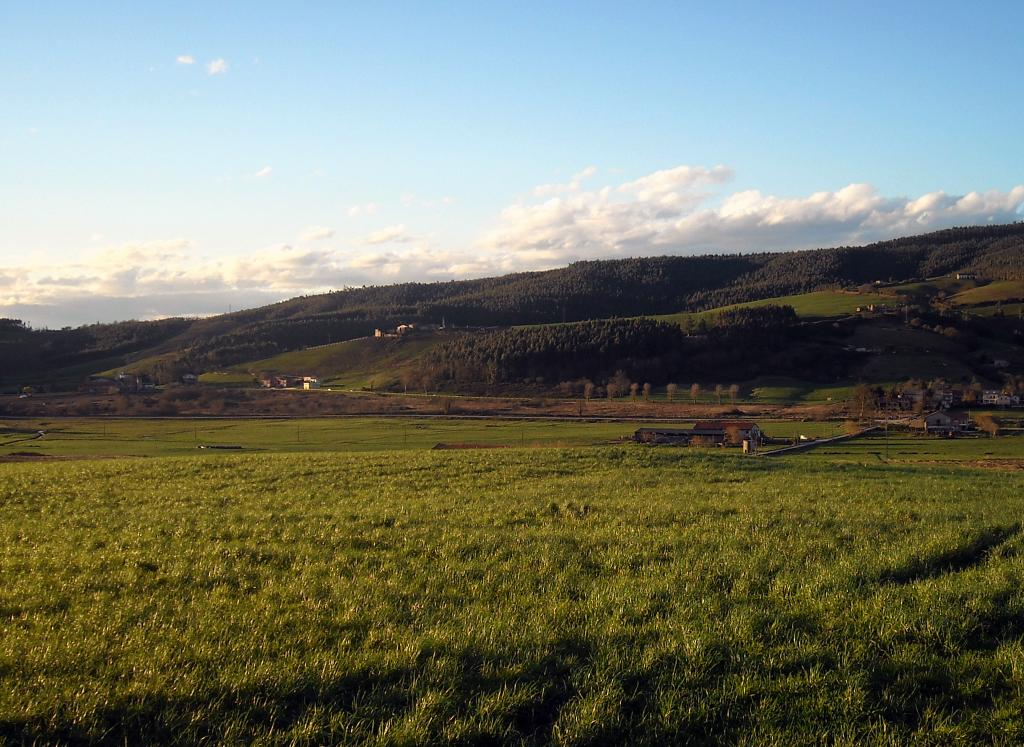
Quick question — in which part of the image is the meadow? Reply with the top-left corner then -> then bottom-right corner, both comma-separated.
0,417 -> 845,459
3,444 -> 1024,744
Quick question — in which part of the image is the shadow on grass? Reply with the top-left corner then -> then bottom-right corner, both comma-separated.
878,524 -> 1020,585
0,637 -> 593,745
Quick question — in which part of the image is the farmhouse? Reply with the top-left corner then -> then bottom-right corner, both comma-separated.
375,323 -> 417,339
919,411 -> 971,435
955,272 -> 977,281
302,376 -> 320,390
259,375 -> 305,388
690,420 -> 762,448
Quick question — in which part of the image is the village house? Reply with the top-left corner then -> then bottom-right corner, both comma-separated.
982,390 -> 1019,407
955,272 -> 977,281
633,421 -> 763,450
181,373 -> 199,385
260,375 -> 302,389
690,420 -> 763,449
302,376 -> 320,390
919,411 -> 972,436
375,323 -> 417,339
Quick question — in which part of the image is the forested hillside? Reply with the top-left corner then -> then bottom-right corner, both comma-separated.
3,223 -> 1022,384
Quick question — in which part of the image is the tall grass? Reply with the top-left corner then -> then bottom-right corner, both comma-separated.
2,448 -> 1024,743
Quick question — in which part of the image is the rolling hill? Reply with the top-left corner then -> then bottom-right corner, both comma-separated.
2,222 -> 1023,391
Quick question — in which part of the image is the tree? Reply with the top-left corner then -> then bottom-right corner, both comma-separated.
583,380 -> 594,401
666,383 -> 678,402
642,383 -> 652,402
714,384 -> 724,405
975,413 -> 999,437
690,383 -> 701,404
852,382 -> 875,419
728,383 -> 740,405
629,382 -> 640,401
611,370 -> 632,397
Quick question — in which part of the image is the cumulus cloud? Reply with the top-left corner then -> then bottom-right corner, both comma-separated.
4,165 -> 1023,327
0,238 -> 486,324
300,226 -> 335,241
363,224 -> 413,245
254,165 -> 272,178
533,165 -> 599,197
175,54 -> 195,65
483,167 -> 1024,267
206,58 -> 229,75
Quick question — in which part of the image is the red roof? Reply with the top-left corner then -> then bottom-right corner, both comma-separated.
693,420 -> 757,431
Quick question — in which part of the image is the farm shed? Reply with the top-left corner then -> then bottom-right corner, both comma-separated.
634,428 -> 691,445
690,421 -> 762,447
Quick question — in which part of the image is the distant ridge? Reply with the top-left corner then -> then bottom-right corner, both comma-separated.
2,222 -> 1022,384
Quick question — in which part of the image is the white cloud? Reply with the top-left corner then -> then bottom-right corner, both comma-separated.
176,54 -> 195,65
618,164 -> 732,200
346,202 -> 379,217
533,165 -> 600,197
299,226 -> 335,241
254,165 -> 272,178
482,166 -> 1024,267
363,224 -> 412,245
206,58 -> 229,75
4,166 -> 1023,327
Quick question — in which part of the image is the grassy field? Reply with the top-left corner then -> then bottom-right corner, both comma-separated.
812,430 -> 1024,463
231,335 -> 443,390
950,280 -> 1024,306
652,289 -> 901,327
198,371 -> 256,387
0,417 -> 847,459
4,447 -> 1024,743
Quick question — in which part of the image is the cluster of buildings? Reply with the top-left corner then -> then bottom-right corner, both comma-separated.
258,375 -> 320,390
82,372 -> 156,394
374,323 -> 418,339
634,421 -> 763,452
891,386 -> 1021,411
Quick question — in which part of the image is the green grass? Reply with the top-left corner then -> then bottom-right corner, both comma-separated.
4,448 -> 1024,743
231,335 -> 442,390
653,289 -> 901,326
888,276 -> 974,297
951,280 -> 1024,306
812,431 -> 1024,463
0,417 -> 846,459
745,377 -> 858,404
198,371 -> 256,387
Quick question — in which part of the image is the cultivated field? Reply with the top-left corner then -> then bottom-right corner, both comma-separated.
0,417 -> 845,459
3,444 -> 1024,743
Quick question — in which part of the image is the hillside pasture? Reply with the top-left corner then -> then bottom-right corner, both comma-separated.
654,289 -> 901,327
3,449 -> 1024,743
950,280 -> 1024,307
231,335 -> 444,391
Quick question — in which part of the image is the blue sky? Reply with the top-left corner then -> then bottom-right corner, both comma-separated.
1,1 -> 1022,326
